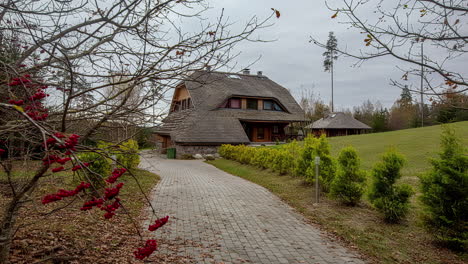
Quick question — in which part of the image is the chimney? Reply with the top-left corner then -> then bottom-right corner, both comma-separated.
242,68 -> 250,75
257,71 -> 263,77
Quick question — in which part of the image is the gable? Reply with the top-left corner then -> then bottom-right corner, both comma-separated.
169,84 -> 193,113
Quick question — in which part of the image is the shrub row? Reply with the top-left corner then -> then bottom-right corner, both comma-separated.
219,135 -> 337,190
219,137 -> 413,222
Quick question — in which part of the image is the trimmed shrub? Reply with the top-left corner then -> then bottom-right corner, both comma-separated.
238,145 -> 256,164
78,150 -> 112,187
294,135 -> 336,188
219,144 -> 235,160
251,147 -> 272,169
419,126 -> 468,251
315,135 -> 336,192
281,140 -> 301,174
273,148 -> 294,175
369,150 -> 413,223
116,139 -> 140,170
330,146 -> 366,206
294,135 -> 317,183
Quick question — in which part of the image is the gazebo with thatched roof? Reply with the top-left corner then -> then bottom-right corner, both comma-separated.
306,112 -> 371,137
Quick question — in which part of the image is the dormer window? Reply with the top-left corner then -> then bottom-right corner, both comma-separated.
263,100 -> 283,111
228,98 -> 241,109
247,99 -> 258,110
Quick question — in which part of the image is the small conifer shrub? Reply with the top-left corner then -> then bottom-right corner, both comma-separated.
419,127 -> 468,251
369,150 -> 413,223
330,146 -> 366,206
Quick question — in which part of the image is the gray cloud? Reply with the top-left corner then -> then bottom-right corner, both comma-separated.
194,0 -> 466,110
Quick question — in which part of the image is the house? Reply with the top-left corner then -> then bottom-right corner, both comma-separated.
307,112 -> 371,137
153,69 -> 307,157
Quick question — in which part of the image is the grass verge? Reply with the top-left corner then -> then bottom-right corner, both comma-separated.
207,158 -> 467,264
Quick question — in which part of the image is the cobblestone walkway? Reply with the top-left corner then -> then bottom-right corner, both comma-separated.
140,153 -> 365,264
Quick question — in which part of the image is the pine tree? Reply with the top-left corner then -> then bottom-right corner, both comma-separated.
419,126 -> 468,251
399,86 -> 413,106
322,31 -> 338,112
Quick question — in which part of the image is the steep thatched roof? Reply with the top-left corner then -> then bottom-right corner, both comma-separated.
155,70 -> 306,144
307,112 -> 371,130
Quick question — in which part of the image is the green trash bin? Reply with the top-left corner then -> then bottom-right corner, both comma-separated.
166,148 -> 176,159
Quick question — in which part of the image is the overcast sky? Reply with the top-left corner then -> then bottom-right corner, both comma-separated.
175,0 -> 433,110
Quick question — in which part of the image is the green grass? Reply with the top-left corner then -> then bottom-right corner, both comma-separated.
327,122 -> 468,185
207,122 -> 468,264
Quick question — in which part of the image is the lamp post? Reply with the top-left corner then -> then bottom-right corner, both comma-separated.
315,156 -> 320,203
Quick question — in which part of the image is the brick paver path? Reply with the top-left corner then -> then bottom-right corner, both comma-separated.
140,152 -> 365,264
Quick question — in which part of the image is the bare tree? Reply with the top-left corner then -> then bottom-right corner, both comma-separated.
311,0 -> 467,104
0,0 -> 275,261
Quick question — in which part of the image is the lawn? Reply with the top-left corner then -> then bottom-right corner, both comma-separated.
327,121 -> 468,188
0,161 -> 160,263
207,121 -> 468,264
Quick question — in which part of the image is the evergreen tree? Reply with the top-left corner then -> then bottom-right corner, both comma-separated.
330,146 -> 366,205
322,31 -> 338,112
369,150 -> 414,223
399,86 -> 413,106
371,108 -> 389,132
419,126 -> 468,251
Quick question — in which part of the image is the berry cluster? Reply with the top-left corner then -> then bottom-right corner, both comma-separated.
104,182 -> 124,200
80,198 -> 104,211
106,168 -> 127,183
41,182 -> 91,204
78,168 -> 128,219
72,162 -> 90,171
134,240 -> 158,260
7,74 -> 51,121
148,216 -> 169,232
8,99 -> 24,106
101,198 -> 121,219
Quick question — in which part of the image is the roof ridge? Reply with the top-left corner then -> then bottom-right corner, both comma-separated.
193,70 -> 268,79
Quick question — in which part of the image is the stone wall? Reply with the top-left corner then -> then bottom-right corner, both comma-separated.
175,145 -> 219,158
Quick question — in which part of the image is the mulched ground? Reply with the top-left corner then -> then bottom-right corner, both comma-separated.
0,167 -> 193,264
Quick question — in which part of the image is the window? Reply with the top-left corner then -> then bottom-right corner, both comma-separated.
257,127 -> 264,139
187,98 -> 192,108
273,125 -> 279,134
181,99 -> 186,110
273,103 -> 282,111
263,100 -> 273,110
227,74 -> 241,79
263,100 -> 283,111
228,98 -> 241,109
172,101 -> 180,112
247,99 -> 258,110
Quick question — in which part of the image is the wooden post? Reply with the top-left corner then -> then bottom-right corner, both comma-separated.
315,156 -> 320,203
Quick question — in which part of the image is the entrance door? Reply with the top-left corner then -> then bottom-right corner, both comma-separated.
252,126 -> 271,142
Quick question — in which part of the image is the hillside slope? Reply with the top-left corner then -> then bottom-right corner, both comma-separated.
328,121 -> 468,186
